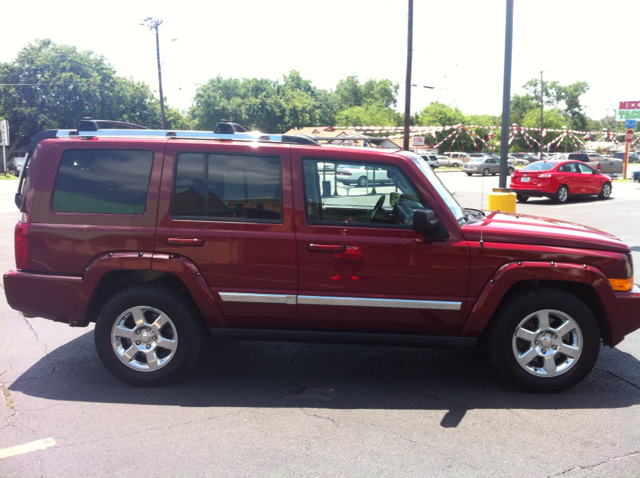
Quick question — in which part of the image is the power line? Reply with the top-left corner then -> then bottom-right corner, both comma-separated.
0,83 -> 102,86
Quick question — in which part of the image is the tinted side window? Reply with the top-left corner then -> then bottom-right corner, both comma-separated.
52,149 -> 153,214
303,159 -> 426,227
173,153 -> 282,221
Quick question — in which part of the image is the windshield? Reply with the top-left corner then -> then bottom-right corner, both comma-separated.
522,161 -> 556,171
404,152 -> 466,223
468,158 -> 484,163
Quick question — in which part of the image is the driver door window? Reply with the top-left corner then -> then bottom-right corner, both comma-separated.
302,159 -> 427,228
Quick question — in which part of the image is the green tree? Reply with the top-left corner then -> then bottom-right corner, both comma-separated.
0,39 -> 180,146
334,76 -> 399,109
335,103 -> 401,127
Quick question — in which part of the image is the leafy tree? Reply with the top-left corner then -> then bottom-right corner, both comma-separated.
417,102 -> 465,127
334,76 -> 399,109
0,39 -> 179,147
335,103 -> 401,127
522,78 -> 590,130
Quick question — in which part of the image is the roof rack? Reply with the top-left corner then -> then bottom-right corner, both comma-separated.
52,119 -> 320,146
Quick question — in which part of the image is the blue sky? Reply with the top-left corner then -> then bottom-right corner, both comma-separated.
2,0 -> 637,121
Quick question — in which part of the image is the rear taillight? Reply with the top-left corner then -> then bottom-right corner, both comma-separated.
15,212 -> 30,270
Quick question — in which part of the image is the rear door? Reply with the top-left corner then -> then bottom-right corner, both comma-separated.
155,140 -> 298,328
291,149 -> 470,335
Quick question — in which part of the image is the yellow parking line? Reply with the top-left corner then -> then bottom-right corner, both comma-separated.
0,438 -> 56,459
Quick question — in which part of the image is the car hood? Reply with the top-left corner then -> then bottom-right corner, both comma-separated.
462,211 -> 629,253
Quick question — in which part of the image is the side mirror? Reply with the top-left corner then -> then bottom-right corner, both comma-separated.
595,170 -> 601,175
413,208 -> 440,235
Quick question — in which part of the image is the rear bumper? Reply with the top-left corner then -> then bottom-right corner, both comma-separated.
610,284 -> 640,346
510,187 -> 552,197
3,270 -> 81,323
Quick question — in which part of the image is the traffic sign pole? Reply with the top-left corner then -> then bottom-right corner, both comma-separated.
625,129 -> 635,179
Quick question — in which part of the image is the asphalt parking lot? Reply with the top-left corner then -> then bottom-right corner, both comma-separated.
1,172 -> 639,478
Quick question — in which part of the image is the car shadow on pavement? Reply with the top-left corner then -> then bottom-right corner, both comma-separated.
10,330 -> 640,428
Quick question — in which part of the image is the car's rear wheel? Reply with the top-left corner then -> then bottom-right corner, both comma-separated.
507,167 -> 514,176
95,284 -> 203,386
554,185 -> 569,203
466,173 -> 473,176
598,182 -> 611,199
357,176 -> 368,187
487,287 -> 600,392
516,194 -> 529,202
482,168 -> 490,176
452,162 -> 461,168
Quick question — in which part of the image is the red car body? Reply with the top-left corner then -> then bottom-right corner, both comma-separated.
510,160 -> 612,203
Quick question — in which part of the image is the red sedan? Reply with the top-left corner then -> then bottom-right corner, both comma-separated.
510,160 -> 612,203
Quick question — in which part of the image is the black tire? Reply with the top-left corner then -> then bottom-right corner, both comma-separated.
357,176 -> 368,187
516,194 -> 529,203
554,185 -> 569,203
452,162 -> 461,168
507,167 -> 514,176
598,182 -> 612,199
487,287 -> 600,392
482,168 -> 490,176
466,173 -> 473,177
95,284 -> 203,386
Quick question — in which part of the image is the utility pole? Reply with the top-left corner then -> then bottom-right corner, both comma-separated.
403,0 -> 413,151
498,0 -> 514,188
540,70 -> 546,157
141,17 -> 166,129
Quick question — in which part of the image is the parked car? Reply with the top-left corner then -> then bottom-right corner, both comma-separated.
6,155 -> 25,176
555,153 -> 623,175
336,164 -> 396,187
511,152 -> 536,163
613,151 -> 640,163
437,155 -> 463,167
510,160 -> 612,203
4,119 -> 639,392
508,155 -> 529,165
462,156 -> 514,176
442,152 -> 472,164
632,170 -> 640,182
419,155 -> 439,169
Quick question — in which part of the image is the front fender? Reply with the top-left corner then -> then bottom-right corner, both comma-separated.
459,261 -> 615,339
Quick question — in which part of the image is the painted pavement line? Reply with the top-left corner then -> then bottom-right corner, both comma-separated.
0,438 -> 56,459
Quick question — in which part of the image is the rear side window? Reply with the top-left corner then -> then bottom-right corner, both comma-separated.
52,149 -> 153,214
173,153 -> 282,222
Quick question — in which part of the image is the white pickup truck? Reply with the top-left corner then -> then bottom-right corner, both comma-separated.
555,153 -> 623,175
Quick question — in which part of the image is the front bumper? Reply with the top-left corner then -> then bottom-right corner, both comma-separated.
610,284 -> 640,346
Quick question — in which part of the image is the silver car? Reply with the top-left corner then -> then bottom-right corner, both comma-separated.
462,156 -> 514,176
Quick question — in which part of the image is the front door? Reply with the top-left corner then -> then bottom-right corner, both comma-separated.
292,152 -> 470,335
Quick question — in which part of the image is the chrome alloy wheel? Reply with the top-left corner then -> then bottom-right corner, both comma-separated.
111,306 -> 178,372
511,309 -> 582,377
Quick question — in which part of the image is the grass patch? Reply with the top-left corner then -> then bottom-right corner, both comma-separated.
0,173 -> 18,180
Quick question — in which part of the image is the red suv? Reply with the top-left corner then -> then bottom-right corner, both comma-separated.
4,120 -> 639,391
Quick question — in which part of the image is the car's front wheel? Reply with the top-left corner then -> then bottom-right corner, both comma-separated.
482,168 -> 490,176
357,176 -> 368,187
516,194 -> 529,202
95,284 -> 203,386
598,182 -> 611,199
487,287 -> 600,392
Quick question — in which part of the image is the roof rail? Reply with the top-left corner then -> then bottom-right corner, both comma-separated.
54,128 -> 320,145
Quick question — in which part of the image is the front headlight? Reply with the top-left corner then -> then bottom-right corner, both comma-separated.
625,254 -> 634,278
